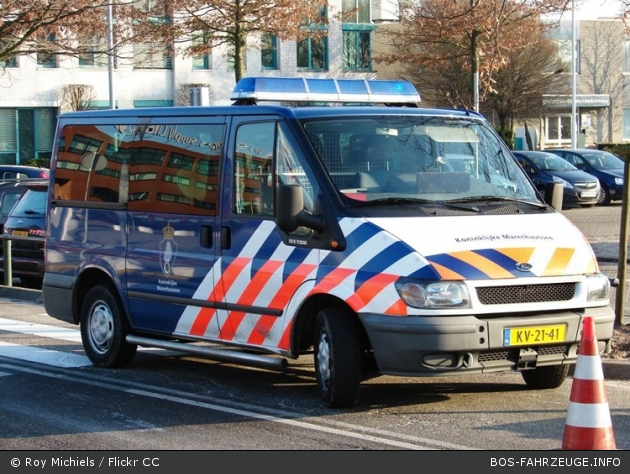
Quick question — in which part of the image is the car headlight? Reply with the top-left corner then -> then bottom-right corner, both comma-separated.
615,177 -> 623,185
586,273 -> 611,301
553,176 -> 572,189
395,279 -> 471,309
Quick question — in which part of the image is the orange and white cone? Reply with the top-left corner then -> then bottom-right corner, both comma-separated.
562,316 -> 616,450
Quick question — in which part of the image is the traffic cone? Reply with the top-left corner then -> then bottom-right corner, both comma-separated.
562,316 -> 616,450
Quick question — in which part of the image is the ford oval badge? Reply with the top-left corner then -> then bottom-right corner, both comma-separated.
516,263 -> 533,272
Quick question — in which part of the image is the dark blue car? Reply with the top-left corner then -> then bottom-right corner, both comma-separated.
544,149 -> 624,205
513,151 -> 600,208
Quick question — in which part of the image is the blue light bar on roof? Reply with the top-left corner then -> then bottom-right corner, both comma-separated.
231,77 -> 421,104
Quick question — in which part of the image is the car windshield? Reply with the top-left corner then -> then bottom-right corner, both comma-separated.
9,188 -> 47,217
581,152 -> 624,170
531,154 -> 577,171
302,115 -> 538,204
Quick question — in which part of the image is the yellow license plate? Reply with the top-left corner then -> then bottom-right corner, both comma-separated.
503,325 -> 566,346
11,230 -> 29,237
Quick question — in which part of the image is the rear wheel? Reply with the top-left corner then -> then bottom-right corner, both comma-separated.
314,307 -> 361,408
80,285 -> 137,368
521,364 -> 569,389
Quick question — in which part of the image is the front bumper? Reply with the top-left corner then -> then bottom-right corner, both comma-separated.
359,306 -> 615,377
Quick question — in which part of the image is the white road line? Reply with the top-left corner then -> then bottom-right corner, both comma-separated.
0,318 -> 82,343
0,317 -> 181,359
0,341 -> 91,367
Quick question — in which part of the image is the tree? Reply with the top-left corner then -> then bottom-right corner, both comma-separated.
376,0 -> 571,111
0,0 -> 166,67
59,84 -> 97,112
484,24 -> 568,134
164,0 -> 329,82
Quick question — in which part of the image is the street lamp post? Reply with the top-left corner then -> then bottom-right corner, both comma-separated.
571,0 -> 578,148
107,2 -> 115,109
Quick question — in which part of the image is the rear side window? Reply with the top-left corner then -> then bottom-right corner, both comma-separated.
54,123 -> 225,216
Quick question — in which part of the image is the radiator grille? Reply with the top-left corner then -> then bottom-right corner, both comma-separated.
476,282 -> 576,305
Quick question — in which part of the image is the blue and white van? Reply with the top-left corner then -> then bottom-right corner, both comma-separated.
43,77 -> 615,408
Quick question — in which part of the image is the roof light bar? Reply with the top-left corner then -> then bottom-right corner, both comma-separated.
231,77 -> 421,104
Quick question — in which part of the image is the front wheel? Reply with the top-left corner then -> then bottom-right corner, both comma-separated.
597,184 -> 612,206
80,285 -> 137,368
314,307 -> 361,408
521,364 -> 569,389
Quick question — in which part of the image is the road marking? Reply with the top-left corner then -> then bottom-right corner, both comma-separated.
0,360 -> 476,450
0,318 -> 81,343
0,341 -> 91,367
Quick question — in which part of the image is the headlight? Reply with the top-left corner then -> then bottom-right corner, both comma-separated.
396,279 -> 471,309
553,176 -> 572,189
615,177 -> 623,185
586,273 -> 611,301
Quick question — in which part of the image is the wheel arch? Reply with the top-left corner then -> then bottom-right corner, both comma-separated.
73,268 -> 128,326
290,293 -> 372,358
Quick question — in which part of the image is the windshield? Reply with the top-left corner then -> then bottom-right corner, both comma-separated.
581,151 -> 624,170
10,188 -> 47,217
528,153 -> 577,171
303,116 -> 538,204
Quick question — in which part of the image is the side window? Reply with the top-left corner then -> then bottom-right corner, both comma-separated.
54,124 -> 133,203
234,122 -> 275,216
276,123 -> 316,215
128,123 -> 223,215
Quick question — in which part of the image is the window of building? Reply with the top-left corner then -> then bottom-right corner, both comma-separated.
133,43 -> 172,69
192,32 -> 212,69
0,56 -> 18,68
343,27 -> 372,71
550,19 -> 580,74
342,0 -> 370,23
341,0 -> 372,71
545,115 -> 573,147
261,34 -> 278,70
0,108 -> 56,164
79,36 -> 108,68
37,33 -> 58,68
623,109 -> 630,140
297,36 -> 328,70
623,39 -> 630,73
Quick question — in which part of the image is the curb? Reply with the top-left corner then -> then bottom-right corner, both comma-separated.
0,286 -> 43,304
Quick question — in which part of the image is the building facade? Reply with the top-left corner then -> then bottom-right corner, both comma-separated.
0,0 -> 400,165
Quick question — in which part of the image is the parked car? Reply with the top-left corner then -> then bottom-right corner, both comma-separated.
513,151 -> 600,208
0,165 -> 49,182
0,180 -> 31,234
544,149 -> 624,205
0,179 -> 48,287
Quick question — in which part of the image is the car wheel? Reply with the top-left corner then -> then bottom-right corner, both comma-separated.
597,184 -> 612,206
80,285 -> 137,368
314,307 -> 361,408
521,364 -> 569,389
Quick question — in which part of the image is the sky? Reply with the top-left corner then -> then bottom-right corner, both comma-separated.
573,0 -> 625,19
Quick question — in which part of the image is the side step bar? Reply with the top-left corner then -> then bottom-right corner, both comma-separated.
126,335 -> 288,371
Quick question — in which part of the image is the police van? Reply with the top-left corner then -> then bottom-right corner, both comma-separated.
42,77 -> 615,408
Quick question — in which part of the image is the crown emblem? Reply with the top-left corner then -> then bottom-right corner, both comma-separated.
162,223 -> 175,239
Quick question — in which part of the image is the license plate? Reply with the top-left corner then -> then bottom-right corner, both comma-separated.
581,191 -> 597,198
503,325 -> 566,346
11,230 -> 29,237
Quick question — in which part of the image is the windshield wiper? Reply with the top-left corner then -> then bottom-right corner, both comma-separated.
349,197 -> 480,212
446,195 -> 549,210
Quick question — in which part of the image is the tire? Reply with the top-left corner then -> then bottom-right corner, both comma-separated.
80,285 -> 137,368
314,307 -> 361,408
597,184 -> 611,206
521,364 -> 569,389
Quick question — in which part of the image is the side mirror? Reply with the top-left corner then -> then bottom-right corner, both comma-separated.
276,184 -> 325,233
